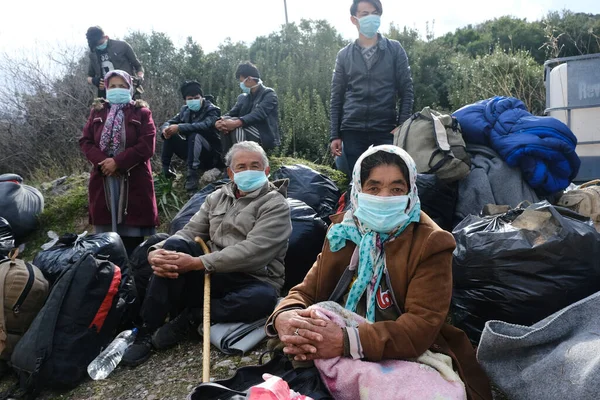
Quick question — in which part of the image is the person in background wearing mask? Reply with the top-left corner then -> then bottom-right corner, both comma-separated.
215,62 -> 280,155
86,26 -> 145,99
160,81 -> 222,192
122,141 -> 292,367
330,0 -> 414,175
79,70 -> 159,255
267,146 -> 492,400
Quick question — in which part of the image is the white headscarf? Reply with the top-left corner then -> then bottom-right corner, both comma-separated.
326,145 -> 421,322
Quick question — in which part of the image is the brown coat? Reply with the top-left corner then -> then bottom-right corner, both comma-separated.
268,211 -> 492,400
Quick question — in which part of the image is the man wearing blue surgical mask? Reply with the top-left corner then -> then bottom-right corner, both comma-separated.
159,81 -> 223,192
122,141 -> 291,367
330,0 -> 414,176
216,62 -> 280,155
86,26 -> 145,99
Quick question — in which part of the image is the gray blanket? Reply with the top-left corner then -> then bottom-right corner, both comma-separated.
198,318 -> 269,355
477,290 -> 600,400
454,145 -> 539,226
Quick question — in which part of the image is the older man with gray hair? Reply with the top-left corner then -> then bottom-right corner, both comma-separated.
123,141 -> 292,366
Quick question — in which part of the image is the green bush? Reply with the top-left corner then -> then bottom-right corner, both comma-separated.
448,47 -> 545,114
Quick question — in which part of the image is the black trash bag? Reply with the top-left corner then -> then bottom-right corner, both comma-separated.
0,174 -> 44,244
271,165 -> 340,222
34,232 -> 128,284
170,179 -> 230,234
0,217 -> 14,257
416,174 -> 458,231
127,233 -> 170,325
451,201 -> 600,344
284,199 -> 328,292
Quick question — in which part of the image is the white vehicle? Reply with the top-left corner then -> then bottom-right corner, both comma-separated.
545,53 -> 600,182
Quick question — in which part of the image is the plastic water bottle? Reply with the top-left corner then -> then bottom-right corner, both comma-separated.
87,328 -> 138,380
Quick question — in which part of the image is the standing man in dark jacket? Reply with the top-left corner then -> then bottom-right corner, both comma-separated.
216,62 -> 280,154
160,81 -> 222,192
330,0 -> 414,174
86,26 -> 145,98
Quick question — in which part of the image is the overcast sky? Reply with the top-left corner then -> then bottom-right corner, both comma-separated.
1,0 -> 599,56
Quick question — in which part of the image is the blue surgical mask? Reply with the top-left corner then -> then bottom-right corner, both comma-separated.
96,41 -> 108,51
187,99 -> 202,112
234,170 -> 268,193
239,80 -> 251,94
354,192 -> 410,233
239,77 -> 262,94
357,14 -> 381,39
106,88 -> 132,104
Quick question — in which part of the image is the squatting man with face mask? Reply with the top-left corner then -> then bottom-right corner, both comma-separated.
121,141 -> 292,367
159,81 -> 223,192
216,62 -> 281,155
330,0 -> 415,176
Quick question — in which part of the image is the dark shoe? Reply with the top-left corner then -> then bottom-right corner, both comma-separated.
152,309 -> 198,350
185,168 -> 200,192
162,166 -> 176,180
121,328 -> 153,367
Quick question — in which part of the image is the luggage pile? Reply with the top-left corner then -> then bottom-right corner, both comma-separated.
388,97 -> 600,399
389,100 -> 600,341
0,214 -> 136,396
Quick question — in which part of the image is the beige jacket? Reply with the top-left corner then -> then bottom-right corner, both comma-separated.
155,180 -> 291,293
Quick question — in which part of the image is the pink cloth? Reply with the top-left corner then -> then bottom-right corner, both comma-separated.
247,374 -> 313,400
311,302 -> 467,400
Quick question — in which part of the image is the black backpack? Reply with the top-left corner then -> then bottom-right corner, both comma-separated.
9,252 -> 125,396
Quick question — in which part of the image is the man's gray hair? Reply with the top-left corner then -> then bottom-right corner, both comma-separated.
225,141 -> 269,168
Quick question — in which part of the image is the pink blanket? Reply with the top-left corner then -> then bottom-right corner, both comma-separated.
311,302 -> 467,400
247,374 -> 313,400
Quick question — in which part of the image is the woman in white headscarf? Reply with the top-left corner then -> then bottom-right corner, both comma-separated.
266,145 -> 491,400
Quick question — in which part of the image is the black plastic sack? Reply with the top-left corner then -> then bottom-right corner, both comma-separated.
452,201 -> 600,343
170,179 -> 230,234
416,174 -> 458,231
0,174 -> 44,243
34,232 -> 128,284
284,199 -> 327,292
0,217 -> 14,257
271,165 -> 340,222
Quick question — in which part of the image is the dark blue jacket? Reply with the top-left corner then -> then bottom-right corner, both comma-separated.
227,85 -> 280,150
161,99 -> 221,154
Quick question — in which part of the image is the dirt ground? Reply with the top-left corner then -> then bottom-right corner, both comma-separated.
0,338 -> 267,400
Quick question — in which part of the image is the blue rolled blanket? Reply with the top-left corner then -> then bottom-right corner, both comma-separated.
453,96 -> 580,194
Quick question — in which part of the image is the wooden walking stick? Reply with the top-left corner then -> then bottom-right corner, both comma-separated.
194,237 -> 211,383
